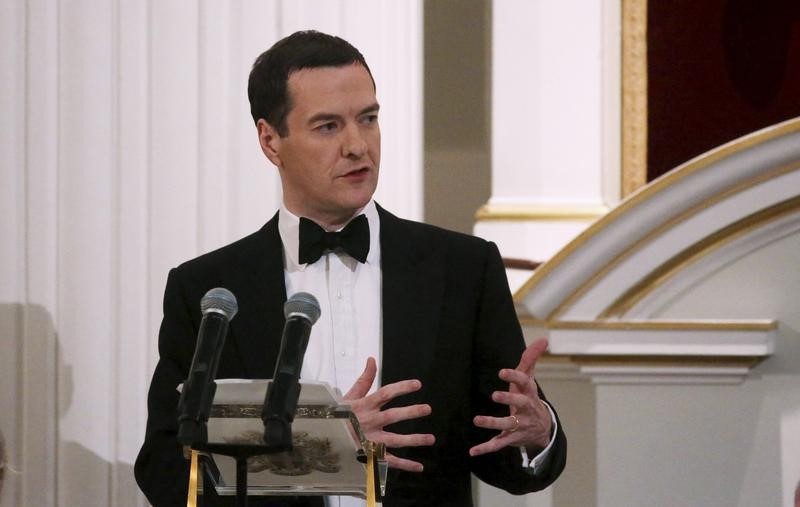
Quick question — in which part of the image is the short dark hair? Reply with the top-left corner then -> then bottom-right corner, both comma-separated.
248,30 -> 374,136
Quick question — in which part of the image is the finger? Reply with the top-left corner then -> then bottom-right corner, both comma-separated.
517,338 -> 549,375
469,435 -> 512,457
374,403 -> 432,427
367,379 -> 423,409
377,431 -> 436,448
343,357 -> 377,401
499,368 -> 537,393
385,452 -> 425,473
490,390 -> 534,410
472,414 -> 519,432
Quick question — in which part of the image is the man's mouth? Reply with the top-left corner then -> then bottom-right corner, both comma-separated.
341,167 -> 370,178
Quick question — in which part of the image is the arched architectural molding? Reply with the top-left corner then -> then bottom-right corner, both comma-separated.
516,118 -> 800,383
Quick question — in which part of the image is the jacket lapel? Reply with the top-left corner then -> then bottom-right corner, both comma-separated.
226,206 -> 446,383
226,213 -> 287,379
377,205 -> 445,387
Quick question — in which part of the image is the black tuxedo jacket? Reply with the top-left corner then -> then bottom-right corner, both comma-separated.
135,205 -> 566,507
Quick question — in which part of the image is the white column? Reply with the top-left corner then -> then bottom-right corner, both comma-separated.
474,0 -> 621,262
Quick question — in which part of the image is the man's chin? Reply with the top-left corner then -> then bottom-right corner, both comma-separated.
342,185 -> 377,209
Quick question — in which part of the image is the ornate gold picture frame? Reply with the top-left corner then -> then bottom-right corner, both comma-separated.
621,0 -> 648,197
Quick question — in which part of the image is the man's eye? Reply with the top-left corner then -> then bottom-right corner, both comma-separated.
317,122 -> 338,132
362,114 -> 378,124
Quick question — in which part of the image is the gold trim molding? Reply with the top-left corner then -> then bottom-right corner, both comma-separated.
621,0 -> 648,197
475,203 -> 609,222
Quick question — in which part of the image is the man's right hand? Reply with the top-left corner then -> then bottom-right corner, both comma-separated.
342,357 -> 436,472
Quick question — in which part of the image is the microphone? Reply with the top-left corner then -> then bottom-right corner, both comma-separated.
177,287 -> 238,446
261,292 -> 321,450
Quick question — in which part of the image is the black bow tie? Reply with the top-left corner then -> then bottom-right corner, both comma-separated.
298,214 -> 370,264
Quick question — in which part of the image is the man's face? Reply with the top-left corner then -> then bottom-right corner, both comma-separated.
259,63 -> 380,227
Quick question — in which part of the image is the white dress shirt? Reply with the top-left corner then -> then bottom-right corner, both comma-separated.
277,200 -> 555,506
280,201 -> 381,507
280,200 -> 383,394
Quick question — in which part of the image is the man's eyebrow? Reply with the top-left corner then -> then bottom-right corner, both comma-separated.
307,103 -> 380,125
307,112 -> 342,125
360,103 -> 380,115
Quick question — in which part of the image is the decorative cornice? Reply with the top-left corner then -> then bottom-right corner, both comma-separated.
574,362 -> 758,385
536,354 -> 764,385
526,319 -> 775,384
548,319 -> 776,331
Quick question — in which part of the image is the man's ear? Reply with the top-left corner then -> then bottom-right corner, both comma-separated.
257,119 -> 282,167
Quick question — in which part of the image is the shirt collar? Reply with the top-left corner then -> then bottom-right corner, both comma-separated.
279,200 -> 381,271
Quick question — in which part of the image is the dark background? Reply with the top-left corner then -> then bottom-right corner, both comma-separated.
647,0 -> 800,181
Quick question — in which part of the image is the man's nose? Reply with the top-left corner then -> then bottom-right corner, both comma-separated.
342,124 -> 368,159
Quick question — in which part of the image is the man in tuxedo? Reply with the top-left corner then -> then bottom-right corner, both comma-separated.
135,30 -> 566,506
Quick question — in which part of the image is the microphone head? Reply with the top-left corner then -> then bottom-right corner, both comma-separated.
284,292 -> 321,325
201,287 -> 238,320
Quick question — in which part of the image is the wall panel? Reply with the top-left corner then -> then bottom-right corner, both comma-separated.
229,2 -> 283,240
20,0 -> 60,504
197,0 -> 231,253
57,0 -> 115,504
0,3 -> 26,507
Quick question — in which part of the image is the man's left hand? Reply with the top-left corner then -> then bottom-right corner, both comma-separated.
469,338 -> 552,456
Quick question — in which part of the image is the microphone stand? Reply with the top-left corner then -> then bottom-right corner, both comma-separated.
191,292 -> 320,506
193,440 -> 277,507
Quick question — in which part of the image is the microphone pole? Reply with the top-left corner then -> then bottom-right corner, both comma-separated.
177,287 -> 238,446
261,292 -> 321,451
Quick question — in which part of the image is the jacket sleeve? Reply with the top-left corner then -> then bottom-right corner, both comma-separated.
134,267 -> 198,506
468,242 -> 567,493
